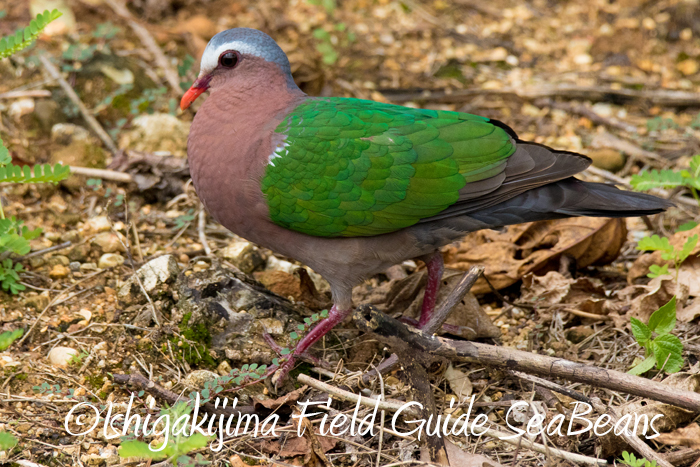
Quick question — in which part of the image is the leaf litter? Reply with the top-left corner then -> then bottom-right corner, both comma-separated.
0,0 -> 700,466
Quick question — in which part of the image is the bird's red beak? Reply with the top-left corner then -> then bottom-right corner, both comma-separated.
180,76 -> 212,110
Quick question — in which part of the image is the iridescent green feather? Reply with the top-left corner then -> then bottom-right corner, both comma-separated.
261,98 -> 514,237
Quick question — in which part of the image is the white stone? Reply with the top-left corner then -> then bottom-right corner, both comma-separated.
48,346 -> 78,368
98,253 -> 125,269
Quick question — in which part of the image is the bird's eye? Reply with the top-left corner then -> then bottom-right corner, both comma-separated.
219,51 -> 239,68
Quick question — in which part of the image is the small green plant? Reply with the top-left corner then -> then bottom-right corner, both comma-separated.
631,154 -> 700,231
69,350 -> 89,366
307,0 -> 337,13
173,209 -> 196,230
312,24 -> 355,65
629,296 -> 684,375
0,9 -> 62,59
618,451 -> 657,467
0,328 -> 23,351
636,234 -> 698,280
119,401 -> 212,466
0,431 -> 18,451
0,9 -> 70,294
646,116 -> 678,132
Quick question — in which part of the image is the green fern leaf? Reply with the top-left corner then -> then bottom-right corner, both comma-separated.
630,169 -> 686,191
0,9 -> 62,59
0,162 -> 70,184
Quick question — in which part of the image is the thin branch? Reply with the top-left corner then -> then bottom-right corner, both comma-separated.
38,55 -> 118,153
0,90 -> 51,99
198,207 -> 212,256
69,166 -> 133,183
354,306 -> 700,412
382,83 -> 700,107
103,0 -> 182,93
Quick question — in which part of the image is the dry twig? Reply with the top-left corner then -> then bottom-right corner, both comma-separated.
38,55 -> 118,153
354,307 -> 700,412
103,0 -> 182,93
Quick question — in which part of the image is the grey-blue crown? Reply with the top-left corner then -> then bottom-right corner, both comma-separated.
201,28 -> 292,78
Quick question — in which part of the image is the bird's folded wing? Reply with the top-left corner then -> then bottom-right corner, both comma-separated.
261,97 -> 573,237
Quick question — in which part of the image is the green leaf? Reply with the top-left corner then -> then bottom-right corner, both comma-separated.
630,317 -> 651,345
628,355 -> 656,376
648,296 -> 677,335
0,431 -> 18,450
0,9 -> 63,59
676,221 -> 698,232
631,169 -> 687,191
0,139 -> 11,166
637,235 -> 673,254
0,328 -> 23,351
678,234 -> 699,263
647,263 -> 669,278
690,155 -> 700,180
0,162 -> 70,184
119,440 -> 167,460
652,334 -> 684,373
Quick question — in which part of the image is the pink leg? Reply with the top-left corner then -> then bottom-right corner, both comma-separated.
418,252 -> 444,328
272,304 -> 351,385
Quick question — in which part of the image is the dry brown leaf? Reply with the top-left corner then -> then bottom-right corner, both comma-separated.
253,270 -> 330,310
444,364 -> 473,399
679,256 -> 700,297
599,373 -> 700,457
443,218 -> 627,293
615,276 -> 688,323
654,423 -> 700,448
628,224 -> 700,285
253,386 -> 307,411
678,299 -> 700,322
444,439 -> 504,467
520,271 -> 616,318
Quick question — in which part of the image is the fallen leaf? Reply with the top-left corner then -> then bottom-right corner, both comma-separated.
520,271 -> 616,319
254,270 -> 330,310
445,439 -> 504,467
678,299 -> 700,322
679,256 -> 700,297
444,364 -> 473,400
253,386 -> 307,412
616,276 -> 688,323
599,373 -> 700,457
655,423 -> 700,448
443,218 -> 627,293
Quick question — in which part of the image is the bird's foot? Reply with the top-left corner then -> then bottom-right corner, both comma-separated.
418,252 -> 444,328
270,304 -> 351,386
262,331 -> 323,366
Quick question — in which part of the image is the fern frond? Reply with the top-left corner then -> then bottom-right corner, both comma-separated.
0,139 -> 10,166
0,163 -> 70,184
0,9 -> 62,59
630,169 -> 686,191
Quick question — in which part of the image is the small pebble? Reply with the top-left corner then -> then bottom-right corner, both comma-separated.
98,253 -> 125,269
49,264 -> 71,279
48,346 -> 78,368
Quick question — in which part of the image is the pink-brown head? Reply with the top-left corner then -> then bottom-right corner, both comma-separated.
180,28 -> 299,110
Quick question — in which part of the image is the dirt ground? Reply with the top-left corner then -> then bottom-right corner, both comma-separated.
1,0 -> 700,466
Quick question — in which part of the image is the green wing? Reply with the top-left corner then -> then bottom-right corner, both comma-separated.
261,98 -> 515,237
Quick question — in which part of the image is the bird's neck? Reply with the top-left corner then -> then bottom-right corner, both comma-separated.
186,70 -> 306,243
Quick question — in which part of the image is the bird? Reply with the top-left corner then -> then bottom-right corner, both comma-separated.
181,27 -> 672,382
